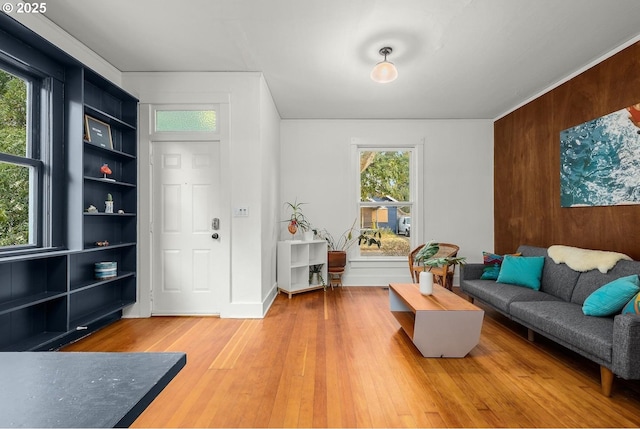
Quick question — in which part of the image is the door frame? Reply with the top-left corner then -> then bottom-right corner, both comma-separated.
127,98 -> 230,318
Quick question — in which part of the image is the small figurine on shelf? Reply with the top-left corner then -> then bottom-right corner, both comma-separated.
86,204 -> 98,213
100,163 -> 115,182
105,193 -> 114,213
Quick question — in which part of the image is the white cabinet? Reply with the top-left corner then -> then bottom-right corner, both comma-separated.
277,240 -> 328,298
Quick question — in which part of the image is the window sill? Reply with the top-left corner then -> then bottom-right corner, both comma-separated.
349,257 -> 408,268
0,246 -> 68,261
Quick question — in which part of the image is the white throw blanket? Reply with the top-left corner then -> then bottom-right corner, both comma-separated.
548,245 -> 632,273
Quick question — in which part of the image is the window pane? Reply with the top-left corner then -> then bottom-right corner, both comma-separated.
0,70 -> 27,157
0,162 -> 32,246
359,206 -> 411,257
155,110 -> 217,132
360,150 -> 410,202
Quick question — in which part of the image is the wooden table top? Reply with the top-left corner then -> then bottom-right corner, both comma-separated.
389,283 -> 482,313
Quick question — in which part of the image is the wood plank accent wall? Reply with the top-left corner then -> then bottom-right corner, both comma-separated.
494,41 -> 640,258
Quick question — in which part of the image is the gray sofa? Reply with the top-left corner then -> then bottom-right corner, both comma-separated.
460,245 -> 640,396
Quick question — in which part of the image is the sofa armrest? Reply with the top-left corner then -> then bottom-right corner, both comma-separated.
460,263 -> 485,282
612,313 -> 640,379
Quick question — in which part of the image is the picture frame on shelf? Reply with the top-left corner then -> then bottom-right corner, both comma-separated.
85,115 -> 113,149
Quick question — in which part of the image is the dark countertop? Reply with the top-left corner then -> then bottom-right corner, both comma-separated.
0,351 -> 186,428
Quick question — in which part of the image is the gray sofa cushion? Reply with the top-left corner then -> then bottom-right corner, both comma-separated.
516,245 -> 548,258
571,259 -> 640,305
462,279 -> 560,314
517,245 -> 580,301
510,300 -> 614,363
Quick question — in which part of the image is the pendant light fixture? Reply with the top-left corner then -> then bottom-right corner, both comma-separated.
370,47 -> 398,83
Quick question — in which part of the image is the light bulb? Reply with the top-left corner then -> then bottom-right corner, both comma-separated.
370,60 -> 398,83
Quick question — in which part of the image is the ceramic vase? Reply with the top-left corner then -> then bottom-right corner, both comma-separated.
287,221 -> 297,239
419,271 -> 433,295
105,200 -> 114,213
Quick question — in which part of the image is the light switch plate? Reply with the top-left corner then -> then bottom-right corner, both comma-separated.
233,206 -> 249,217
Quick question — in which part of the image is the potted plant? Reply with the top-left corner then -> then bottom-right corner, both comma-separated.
309,264 -> 326,287
105,193 -> 114,213
413,240 -> 466,294
314,219 -> 382,272
414,241 -> 466,267
283,199 -> 312,240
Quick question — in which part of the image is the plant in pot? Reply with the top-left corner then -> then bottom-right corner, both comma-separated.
413,240 -> 466,295
314,219 -> 382,274
105,193 -> 114,214
283,199 -> 312,240
309,264 -> 326,288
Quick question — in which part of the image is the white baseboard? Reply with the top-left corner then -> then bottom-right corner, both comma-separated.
219,282 -> 278,318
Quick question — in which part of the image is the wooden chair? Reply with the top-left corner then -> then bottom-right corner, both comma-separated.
408,243 -> 460,290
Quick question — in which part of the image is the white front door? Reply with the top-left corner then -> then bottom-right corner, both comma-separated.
151,140 -> 223,314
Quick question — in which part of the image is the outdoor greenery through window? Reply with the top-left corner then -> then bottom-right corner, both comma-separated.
359,149 -> 412,257
0,68 -> 34,248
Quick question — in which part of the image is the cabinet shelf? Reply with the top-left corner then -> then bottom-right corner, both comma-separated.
0,331 -> 69,352
78,242 -> 136,252
70,300 -> 135,329
84,104 -> 136,130
84,140 -> 135,159
0,248 -> 68,263
84,176 -> 136,188
84,241 -> 136,251
84,212 -> 136,217
70,272 -> 135,293
0,291 -> 67,316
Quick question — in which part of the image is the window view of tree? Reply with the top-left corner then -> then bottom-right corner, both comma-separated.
360,150 -> 410,202
0,69 -> 31,247
359,150 -> 412,257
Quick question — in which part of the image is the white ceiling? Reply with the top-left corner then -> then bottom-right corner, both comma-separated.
42,0 -> 640,120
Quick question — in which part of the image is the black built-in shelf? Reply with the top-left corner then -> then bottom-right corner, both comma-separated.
0,15 -> 139,350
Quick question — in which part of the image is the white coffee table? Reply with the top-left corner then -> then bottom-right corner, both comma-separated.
389,283 -> 484,358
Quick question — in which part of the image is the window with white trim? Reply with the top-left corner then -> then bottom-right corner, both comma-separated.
357,148 -> 414,258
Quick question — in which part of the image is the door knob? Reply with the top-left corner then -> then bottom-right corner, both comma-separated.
211,233 -> 219,239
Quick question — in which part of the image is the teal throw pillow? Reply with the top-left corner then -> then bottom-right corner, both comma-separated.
496,255 -> 545,290
583,275 -> 640,317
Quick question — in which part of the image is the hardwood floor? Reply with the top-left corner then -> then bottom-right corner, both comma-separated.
63,287 -> 640,428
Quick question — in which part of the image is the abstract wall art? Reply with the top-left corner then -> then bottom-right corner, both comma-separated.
560,104 -> 640,207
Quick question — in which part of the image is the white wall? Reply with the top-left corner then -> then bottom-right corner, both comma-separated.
122,72 -> 280,318
280,119 -> 494,286
259,76 -> 281,312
